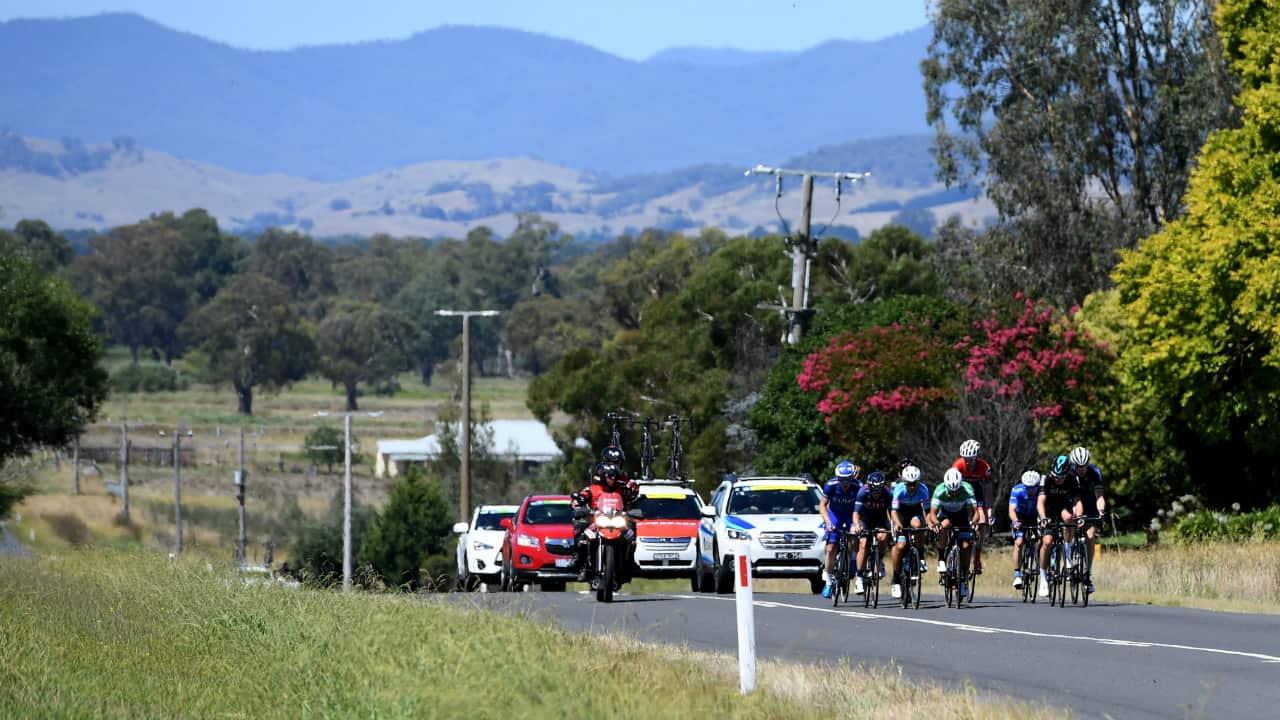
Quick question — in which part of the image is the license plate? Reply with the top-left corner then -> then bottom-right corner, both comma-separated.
775,552 -> 801,560
654,552 -> 680,560
554,558 -> 573,568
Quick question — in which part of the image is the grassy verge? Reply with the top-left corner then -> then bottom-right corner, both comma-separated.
980,540 -> 1280,614
0,550 -> 1064,720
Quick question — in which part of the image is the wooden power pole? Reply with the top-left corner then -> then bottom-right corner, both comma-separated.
434,309 -> 500,522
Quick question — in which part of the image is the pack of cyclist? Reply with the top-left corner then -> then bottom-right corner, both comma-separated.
818,440 -> 1106,603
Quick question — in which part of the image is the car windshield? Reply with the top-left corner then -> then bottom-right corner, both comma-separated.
475,511 -> 514,531
728,487 -> 820,515
637,494 -> 702,520
522,500 -> 573,525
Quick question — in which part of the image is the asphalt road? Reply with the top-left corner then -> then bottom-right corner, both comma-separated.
445,583 -> 1280,719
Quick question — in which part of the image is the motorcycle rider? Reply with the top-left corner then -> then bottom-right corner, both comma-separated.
571,461 -> 639,581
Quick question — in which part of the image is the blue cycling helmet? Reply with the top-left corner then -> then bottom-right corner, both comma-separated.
866,471 -> 886,488
1050,454 -> 1070,477
835,460 -> 860,481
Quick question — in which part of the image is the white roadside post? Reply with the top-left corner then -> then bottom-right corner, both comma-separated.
734,540 -> 756,694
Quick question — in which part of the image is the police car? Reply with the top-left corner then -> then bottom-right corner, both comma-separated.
631,481 -> 713,590
695,475 -> 826,594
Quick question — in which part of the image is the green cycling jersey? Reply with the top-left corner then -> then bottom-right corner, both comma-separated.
930,482 -> 977,514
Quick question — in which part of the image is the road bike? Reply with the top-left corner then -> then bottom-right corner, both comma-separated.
896,526 -> 931,609
859,527 -> 889,609
1068,517 -> 1101,607
830,527 -> 854,607
1015,522 -> 1042,604
638,417 -> 658,482
665,414 -> 687,484
1041,521 -> 1070,608
936,523 -> 974,608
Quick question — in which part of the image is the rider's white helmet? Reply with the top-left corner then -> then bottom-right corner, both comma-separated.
943,467 -> 964,492
959,439 -> 980,459
901,465 -> 921,484
1020,470 -> 1041,488
1070,446 -> 1091,466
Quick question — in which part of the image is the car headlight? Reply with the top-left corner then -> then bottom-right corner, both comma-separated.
726,528 -> 752,540
516,534 -> 540,549
472,541 -> 494,551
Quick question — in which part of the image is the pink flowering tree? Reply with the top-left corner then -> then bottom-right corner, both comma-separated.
797,319 -> 962,465
799,296 -> 1115,491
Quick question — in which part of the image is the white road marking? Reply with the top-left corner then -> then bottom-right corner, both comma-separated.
670,594 -> 1280,665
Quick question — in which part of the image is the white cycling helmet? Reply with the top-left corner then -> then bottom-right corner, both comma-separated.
959,439 -> 980,459
1020,470 -> 1041,488
943,467 -> 964,492
1070,446 -> 1091,466
901,465 -> 921,484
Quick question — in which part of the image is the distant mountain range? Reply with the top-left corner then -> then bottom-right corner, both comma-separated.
0,132 -> 990,239
0,13 -> 933,180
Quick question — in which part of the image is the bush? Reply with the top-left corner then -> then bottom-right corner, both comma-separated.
357,466 -> 452,590
111,364 -> 189,393
1173,504 -> 1280,542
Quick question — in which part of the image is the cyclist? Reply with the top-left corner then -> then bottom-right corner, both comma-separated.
1069,446 -> 1106,594
892,457 -> 915,488
1036,455 -> 1083,598
819,460 -> 862,598
889,464 -> 930,599
951,439 -> 992,575
928,467 -> 977,600
852,471 -> 892,595
1008,469 -> 1042,590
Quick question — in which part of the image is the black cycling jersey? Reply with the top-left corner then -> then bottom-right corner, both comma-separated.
1041,476 -> 1082,516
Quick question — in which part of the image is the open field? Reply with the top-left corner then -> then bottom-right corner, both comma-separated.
0,549 -> 1064,720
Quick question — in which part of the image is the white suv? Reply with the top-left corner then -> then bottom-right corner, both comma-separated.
453,504 -> 518,591
695,475 -> 826,594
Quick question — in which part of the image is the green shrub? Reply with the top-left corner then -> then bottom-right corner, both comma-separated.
111,364 -> 189,393
357,465 -> 452,590
1173,505 -> 1280,542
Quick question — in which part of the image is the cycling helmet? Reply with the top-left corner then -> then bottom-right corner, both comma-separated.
943,467 -> 964,492
601,445 -> 625,464
1020,470 -> 1042,488
959,439 -> 980,459
1050,454 -> 1070,478
866,471 -> 886,488
901,465 -> 921,484
835,461 -> 860,481
1069,446 -> 1091,467
897,457 -> 915,473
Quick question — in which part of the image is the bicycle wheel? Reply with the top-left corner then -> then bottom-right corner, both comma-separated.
966,537 -> 978,605
945,543 -> 960,608
868,541 -> 881,609
1047,543 -> 1061,607
901,545 -> 916,609
831,538 -> 846,608
911,543 -> 924,609
1055,544 -> 1069,608
1021,543 -> 1036,603
1069,541 -> 1082,605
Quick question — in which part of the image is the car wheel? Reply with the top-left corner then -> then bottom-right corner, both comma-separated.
714,546 -> 734,595
809,575 -> 825,595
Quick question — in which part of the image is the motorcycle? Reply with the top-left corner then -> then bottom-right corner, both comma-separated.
581,490 -> 642,602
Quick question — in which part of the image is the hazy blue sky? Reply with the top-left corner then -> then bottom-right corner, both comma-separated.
0,1 -> 931,59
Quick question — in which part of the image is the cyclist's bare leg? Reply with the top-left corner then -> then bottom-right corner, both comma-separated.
1012,533 -> 1024,574
855,535 -> 869,576
824,540 -> 837,578
938,519 -> 953,564
1084,523 -> 1097,576
973,506 -> 986,571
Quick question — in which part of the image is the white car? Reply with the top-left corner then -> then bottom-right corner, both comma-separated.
631,481 -> 714,590
695,475 -> 826,594
453,504 -> 518,591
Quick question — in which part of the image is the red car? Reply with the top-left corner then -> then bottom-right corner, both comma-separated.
499,494 -> 577,592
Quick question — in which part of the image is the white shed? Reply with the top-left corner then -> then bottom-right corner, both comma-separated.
375,419 -> 563,478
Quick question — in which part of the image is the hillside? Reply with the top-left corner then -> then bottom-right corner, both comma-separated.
0,132 -> 989,239
0,13 -> 933,179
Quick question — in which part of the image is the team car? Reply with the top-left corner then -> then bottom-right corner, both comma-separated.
499,494 -> 577,592
452,504 -> 518,591
695,475 -> 827,594
631,481 -> 714,590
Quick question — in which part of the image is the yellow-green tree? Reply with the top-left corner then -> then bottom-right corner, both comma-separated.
1111,0 -> 1280,505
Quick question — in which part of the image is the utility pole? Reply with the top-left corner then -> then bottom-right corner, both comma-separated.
746,165 -> 870,344
236,427 -> 246,564
119,422 -> 130,522
434,309 -> 500,523
173,429 -> 184,556
315,410 -> 382,592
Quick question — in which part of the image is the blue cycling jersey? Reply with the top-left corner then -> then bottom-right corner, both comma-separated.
823,479 -> 860,523
1009,483 -> 1039,517
891,482 -> 929,512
